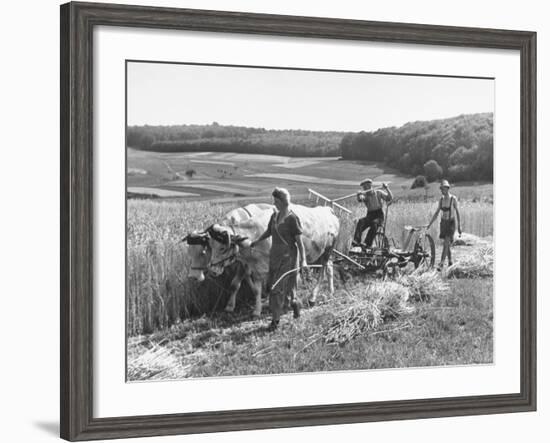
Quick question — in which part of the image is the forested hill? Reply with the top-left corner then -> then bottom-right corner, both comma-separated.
128,113 -> 493,181
341,113 -> 493,182
127,123 -> 345,157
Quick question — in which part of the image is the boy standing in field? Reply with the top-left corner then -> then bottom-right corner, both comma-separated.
353,178 -> 393,247
428,179 -> 462,270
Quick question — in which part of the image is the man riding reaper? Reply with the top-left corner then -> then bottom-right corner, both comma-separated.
352,178 -> 393,247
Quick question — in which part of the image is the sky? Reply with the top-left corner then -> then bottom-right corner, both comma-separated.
127,61 -> 494,132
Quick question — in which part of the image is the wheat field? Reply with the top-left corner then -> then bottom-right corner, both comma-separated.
127,197 -> 493,336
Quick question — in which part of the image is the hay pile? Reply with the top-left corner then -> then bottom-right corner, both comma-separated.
323,281 -> 413,345
447,246 -> 493,278
397,271 -> 450,302
323,271 -> 450,345
127,342 -> 180,381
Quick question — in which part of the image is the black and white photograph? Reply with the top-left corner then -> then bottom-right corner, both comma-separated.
126,61 -> 494,380
1,0 -> 545,440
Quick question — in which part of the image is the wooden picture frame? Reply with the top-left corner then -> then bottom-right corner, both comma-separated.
60,1 -> 536,440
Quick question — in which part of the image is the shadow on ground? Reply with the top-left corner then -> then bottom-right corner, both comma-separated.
33,421 -> 59,437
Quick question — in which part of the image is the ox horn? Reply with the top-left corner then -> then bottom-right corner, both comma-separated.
180,234 -> 189,243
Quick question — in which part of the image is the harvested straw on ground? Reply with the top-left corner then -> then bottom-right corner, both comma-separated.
127,342 -> 180,380
323,281 -> 414,345
447,246 -> 493,278
323,269 -> 452,345
397,270 -> 450,302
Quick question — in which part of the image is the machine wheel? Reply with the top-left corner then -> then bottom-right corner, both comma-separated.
370,232 -> 389,268
413,234 -> 436,269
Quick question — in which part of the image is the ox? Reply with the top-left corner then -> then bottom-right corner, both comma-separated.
206,204 -> 340,321
184,203 -> 274,317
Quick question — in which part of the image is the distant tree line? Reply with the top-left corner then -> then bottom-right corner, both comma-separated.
127,122 -> 343,157
128,113 -> 493,182
340,113 -> 493,182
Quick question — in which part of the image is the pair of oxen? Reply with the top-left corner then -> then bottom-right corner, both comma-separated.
183,203 -> 340,324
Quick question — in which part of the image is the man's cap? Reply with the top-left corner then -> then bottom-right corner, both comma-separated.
440,179 -> 451,188
360,178 -> 373,186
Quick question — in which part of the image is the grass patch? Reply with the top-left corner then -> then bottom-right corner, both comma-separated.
127,274 -> 491,380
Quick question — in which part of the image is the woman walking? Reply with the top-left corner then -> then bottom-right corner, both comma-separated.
428,180 -> 462,270
250,188 -> 308,331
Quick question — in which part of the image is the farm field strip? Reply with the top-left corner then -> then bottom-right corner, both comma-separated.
177,152 -> 213,157
245,173 -> 359,186
189,159 -> 236,166
169,180 -> 266,189
127,187 -> 200,197
127,150 -> 494,206
166,183 -> 259,194
127,168 -> 148,175
127,150 -> 420,201
162,152 -> 293,163
273,160 -> 323,169
224,153 -> 291,162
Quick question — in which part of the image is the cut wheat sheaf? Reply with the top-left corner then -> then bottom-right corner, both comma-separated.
323,271 -> 449,345
447,246 -> 494,279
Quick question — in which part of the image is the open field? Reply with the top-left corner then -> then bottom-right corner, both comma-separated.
126,150 -> 494,378
127,149 -> 494,204
127,203 -> 493,376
